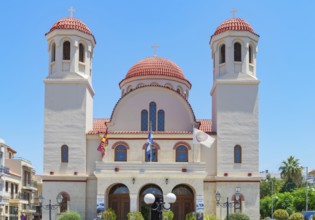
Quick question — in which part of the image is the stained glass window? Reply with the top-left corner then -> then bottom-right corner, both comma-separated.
149,102 -> 157,131
115,145 -> 127,161
157,110 -> 165,131
141,110 -> 148,131
234,145 -> 242,163
61,145 -> 68,163
176,145 -> 188,162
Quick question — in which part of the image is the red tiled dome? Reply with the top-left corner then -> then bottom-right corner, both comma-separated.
125,57 -> 187,81
46,17 -> 94,37
213,18 -> 256,36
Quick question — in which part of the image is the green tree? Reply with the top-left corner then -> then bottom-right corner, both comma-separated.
261,174 -> 284,198
274,192 -> 295,215
279,156 -> 303,190
57,211 -> 81,220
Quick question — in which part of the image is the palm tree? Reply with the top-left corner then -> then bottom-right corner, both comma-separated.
279,156 -> 303,186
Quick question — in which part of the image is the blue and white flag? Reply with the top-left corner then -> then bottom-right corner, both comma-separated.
146,129 -> 154,160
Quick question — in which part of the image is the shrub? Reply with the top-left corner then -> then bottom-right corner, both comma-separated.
162,210 -> 174,220
57,211 -> 81,220
224,212 -> 250,220
289,212 -> 303,220
103,208 -> 117,220
127,211 -> 144,220
185,212 -> 196,220
312,214 -> 315,220
204,214 -> 218,220
273,209 -> 289,220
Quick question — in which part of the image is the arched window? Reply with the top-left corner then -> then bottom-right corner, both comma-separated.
234,42 -> 242,62
176,145 -> 188,162
79,43 -> 84,62
63,41 -> 71,60
234,145 -> 242,163
115,145 -> 127,161
51,43 -> 56,62
149,102 -> 157,131
141,110 -> 148,131
145,145 -> 158,162
157,110 -> 165,131
61,145 -> 68,163
249,45 -> 253,64
220,44 -> 225,64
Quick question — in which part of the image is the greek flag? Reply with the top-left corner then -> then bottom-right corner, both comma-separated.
146,129 -> 154,160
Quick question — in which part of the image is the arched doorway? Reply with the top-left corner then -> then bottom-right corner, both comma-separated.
172,185 -> 194,220
109,184 -> 130,220
139,184 -> 163,220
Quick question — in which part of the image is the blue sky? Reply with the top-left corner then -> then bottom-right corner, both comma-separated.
0,1 -> 314,174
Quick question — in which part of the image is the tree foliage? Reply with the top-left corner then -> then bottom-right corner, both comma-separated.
260,174 -> 284,198
279,156 -> 303,189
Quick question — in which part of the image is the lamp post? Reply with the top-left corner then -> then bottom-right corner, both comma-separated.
38,194 -> 63,220
216,189 -> 240,220
144,193 -> 176,220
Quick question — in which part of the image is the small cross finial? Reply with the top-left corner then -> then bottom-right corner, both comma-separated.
69,6 -> 75,17
151,44 -> 160,57
230,8 -> 237,18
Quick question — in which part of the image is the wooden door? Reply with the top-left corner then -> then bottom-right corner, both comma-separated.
173,195 -> 194,220
109,194 -> 130,220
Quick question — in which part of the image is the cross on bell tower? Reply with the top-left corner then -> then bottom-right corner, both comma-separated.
230,8 -> 237,17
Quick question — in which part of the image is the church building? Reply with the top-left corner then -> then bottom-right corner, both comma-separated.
42,14 -> 260,220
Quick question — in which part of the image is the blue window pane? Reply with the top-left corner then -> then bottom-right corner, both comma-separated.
149,102 -> 157,131
176,146 -> 188,162
115,145 -> 127,161
145,146 -> 157,162
61,145 -> 68,163
141,110 -> 148,131
234,145 -> 241,163
158,110 -> 165,131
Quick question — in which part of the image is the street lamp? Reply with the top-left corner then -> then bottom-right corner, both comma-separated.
39,194 -> 63,220
144,193 -> 176,220
216,189 -> 240,220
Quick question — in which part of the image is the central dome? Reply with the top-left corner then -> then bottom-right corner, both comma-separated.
212,18 -> 257,37
125,57 -> 187,81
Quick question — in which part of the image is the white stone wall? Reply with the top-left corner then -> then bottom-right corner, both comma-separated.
42,181 -> 87,219
109,87 -> 195,132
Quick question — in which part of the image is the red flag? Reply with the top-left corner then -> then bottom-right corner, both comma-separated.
97,128 -> 108,158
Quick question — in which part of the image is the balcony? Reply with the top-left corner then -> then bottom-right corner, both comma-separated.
22,181 -> 37,191
0,165 -> 10,175
21,204 -> 37,213
9,193 -> 29,204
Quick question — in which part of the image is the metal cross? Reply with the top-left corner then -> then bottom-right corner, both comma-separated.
230,8 -> 237,17
151,44 -> 160,57
69,6 -> 75,17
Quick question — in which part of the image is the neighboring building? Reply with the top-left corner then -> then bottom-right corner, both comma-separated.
0,139 -> 38,220
43,15 -> 260,220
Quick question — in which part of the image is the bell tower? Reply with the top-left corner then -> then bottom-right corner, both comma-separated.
210,17 -> 260,219
43,15 -> 96,219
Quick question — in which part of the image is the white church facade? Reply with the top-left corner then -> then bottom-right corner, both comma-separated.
42,15 -> 260,220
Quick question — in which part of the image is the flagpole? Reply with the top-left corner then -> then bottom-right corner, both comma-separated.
150,122 -> 152,162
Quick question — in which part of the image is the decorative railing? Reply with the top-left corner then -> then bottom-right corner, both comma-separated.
0,165 -> 10,174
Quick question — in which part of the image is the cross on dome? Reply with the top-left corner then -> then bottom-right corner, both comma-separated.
230,8 -> 237,17
69,6 -> 75,17
151,44 -> 160,57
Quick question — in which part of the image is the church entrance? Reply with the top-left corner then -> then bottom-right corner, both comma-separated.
139,184 -> 163,220
172,185 -> 194,220
109,184 -> 130,220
